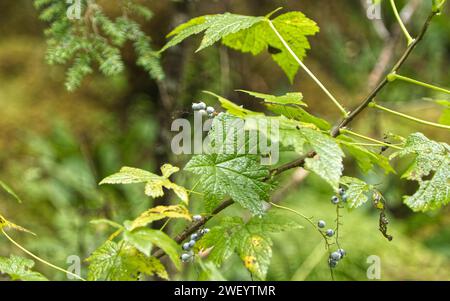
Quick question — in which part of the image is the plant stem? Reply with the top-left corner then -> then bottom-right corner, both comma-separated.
389,0 -> 414,45
267,20 -> 348,117
388,73 -> 450,95
2,229 -> 86,281
269,202 -> 335,280
340,129 -> 403,150
332,11 -> 437,137
369,102 -> 450,130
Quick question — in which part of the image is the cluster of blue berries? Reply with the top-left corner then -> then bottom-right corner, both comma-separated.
328,249 -> 346,268
331,187 -> 347,205
192,102 -> 215,118
180,215 -> 210,263
317,220 -> 334,237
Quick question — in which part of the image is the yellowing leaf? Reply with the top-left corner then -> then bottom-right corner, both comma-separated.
100,164 -> 188,204
129,205 -> 191,231
0,214 -> 36,236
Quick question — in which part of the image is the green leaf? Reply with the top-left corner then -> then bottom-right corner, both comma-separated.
340,176 -> 376,209
238,90 -> 330,130
123,228 -> 181,270
391,133 -> 450,212
161,14 -> 263,52
0,255 -> 48,281
185,153 -> 271,215
337,136 -> 395,174
0,180 -> 23,203
433,0 -> 447,13
162,11 -> 319,81
100,164 -> 188,204
278,119 -> 344,189
86,241 -> 168,281
223,12 -> 319,82
198,213 -> 302,280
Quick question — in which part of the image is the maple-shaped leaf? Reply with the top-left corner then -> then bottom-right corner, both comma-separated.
391,133 -> 450,212
185,154 -> 271,215
100,164 -> 188,204
0,255 -> 47,281
198,213 -> 302,280
161,10 -> 319,82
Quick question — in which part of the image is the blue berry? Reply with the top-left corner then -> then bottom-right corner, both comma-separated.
328,259 -> 338,268
200,228 -> 210,235
342,194 -> 348,202
326,229 -> 335,237
192,215 -> 202,222
338,188 -> 345,196
331,196 -> 339,205
191,233 -> 199,241
338,248 -> 346,258
206,106 -> 215,114
182,242 -> 191,251
330,251 -> 341,261
188,240 -> 196,248
318,220 -> 326,228
181,253 -> 191,262
197,102 -> 206,110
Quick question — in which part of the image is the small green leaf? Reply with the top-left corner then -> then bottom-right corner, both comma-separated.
0,255 -> 48,281
340,176 -> 376,208
0,180 -> 23,203
124,228 -> 181,270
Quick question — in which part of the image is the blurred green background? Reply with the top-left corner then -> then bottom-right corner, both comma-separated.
0,0 -> 449,280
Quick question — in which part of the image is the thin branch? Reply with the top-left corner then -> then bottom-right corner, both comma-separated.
331,11 -> 438,137
388,73 -> 450,95
389,0 -> 414,45
340,129 -> 403,150
369,102 -> 450,130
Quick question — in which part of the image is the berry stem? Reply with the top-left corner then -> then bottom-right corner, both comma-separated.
389,0 -> 415,46
369,102 -> 450,130
340,129 -> 403,150
388,73 -> 450,95
267,20 -> 349,117
2,229 -> 86,281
